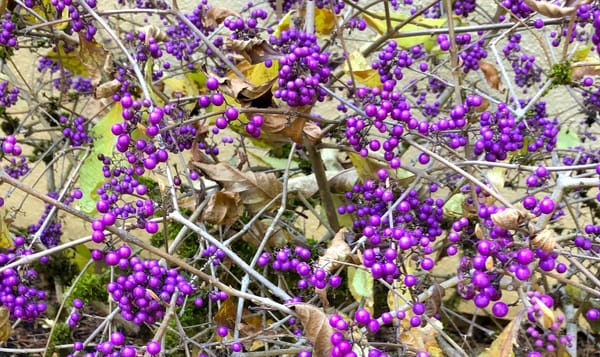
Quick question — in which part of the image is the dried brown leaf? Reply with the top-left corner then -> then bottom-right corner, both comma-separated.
292,303 -> 333,357
214,298 -> 237,329
193,162 -> 282,214
318,228 -> 351,273
0,306 -> 11,342
491,208 -> 534,231
315,287 -> 330,309
203,7 -> 241,28
218,76 -> 276,107
94,79 -> 121,99
531,229 -> 556,252
523,0 -> 575,17
572,64 -> 600,80
425,284 -> 445,317
78,34 -> 109,85
201,191 -> 242,225
227,38 -> 280,65
241,219 -> 291,248
328,169 -> 359,193
140,25 -> 168,43
478,60 -> 502,91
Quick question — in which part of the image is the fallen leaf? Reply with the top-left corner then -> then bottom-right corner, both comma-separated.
201,191 -> 242,225
292,303 -> 333,357
203,7 -> 241,28
478,60 -> 502,91
318,228 -> 351,273
193,162 -> 282,214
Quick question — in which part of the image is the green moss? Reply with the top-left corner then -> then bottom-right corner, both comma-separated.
548,61 -> 572,87
68,270 -> 109,305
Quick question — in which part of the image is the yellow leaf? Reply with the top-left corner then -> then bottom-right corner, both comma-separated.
0,306 -> 11,342
20,0 -> 69,30
163,76 -> 199,110
242,60 -> 280,87
362,12 -> 449,50
343,52 -> 381,88
314,8 -> 336,36
45,43 -> 89,77
0,207 -> 13,249
478,310 -> 523,357
274,11 -> 293,37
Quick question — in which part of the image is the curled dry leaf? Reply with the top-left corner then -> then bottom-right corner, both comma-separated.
226,38 -> 280,65
522,0 -> 575,18
203,7 -> 241,28
530,229 -> 556,252
292,303 -> 333,357
192,162 -> 282,214
478,60 -> 502,91
218,76 -> 276,107
318,228 -> 351,273
259,112 -> 322,145
140,25 -> 168,44
491,208 -> 535,230
94,79 -> 121,99
201,190 -> 242,225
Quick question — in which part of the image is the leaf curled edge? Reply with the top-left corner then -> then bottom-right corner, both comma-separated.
292,303 -> 333,357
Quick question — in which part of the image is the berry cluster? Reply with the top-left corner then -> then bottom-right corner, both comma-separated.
456,33 -> 488,73
500,0 -> 534,18
502,34 -> 542,89
0,13 -> 17,48
270,29 -> 331,107
340,169 -> 445,278
524,292 -> 573,354
60,116 -> 93,147
106,255 -> 196,325
1,135 -> 29,179
224,8 -> 268,40
28,190 -> 82,248
453,0 -> 477,17
0,80 -> 19,107
0,239 -> 47,321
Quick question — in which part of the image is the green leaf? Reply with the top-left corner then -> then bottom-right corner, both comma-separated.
247,151 -> 298,170
45,42 -> 88,77
73,244 -> 91,271
347,266 -> 373,301
443,193 -> 467,218
79,103 -> 122,214
556,127 -> 581,149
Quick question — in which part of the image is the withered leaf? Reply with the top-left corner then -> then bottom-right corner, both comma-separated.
523,0 -> 576,17
425,283 -> 445,317
318,228 -> 351,273
78,34 -> 110,85
530,229 -> 556,252
478,60 -> 502,91
490,208 -> 534,231
572,64 -> 600,80
139,25 -> 168,43
482,310 -> 524,356
218,77 -> 276,107
193,162 -> 282,214
214,298 -> 237,329
203,7 -> 241,29
241,219 -> 291,248
227,38 -> 280,65
0,306 -> 11,342
292,303 -> 333,357
201,191 -> 242,225
94,79 -> 121,99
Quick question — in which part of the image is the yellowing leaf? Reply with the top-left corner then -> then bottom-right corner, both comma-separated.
78,34 -> 110,85
214,298 -> 237,329
556,127 -> 581,149
348,152 -> 414,184
362,12 -> 448,50
348,266 -> 373,301
162,76 -> 199,110
344,52 -> 381,88
20,0 -> 69,30
478,310 -> 523,357
443,193 -> 467,218
0,306 -> 11,342
274,11 -> 292,38
532,296 -> 555,329
0,207 -> 13,249
314,8 -> 336,36
243,61 -> 280,87
45,43 -> 89,77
